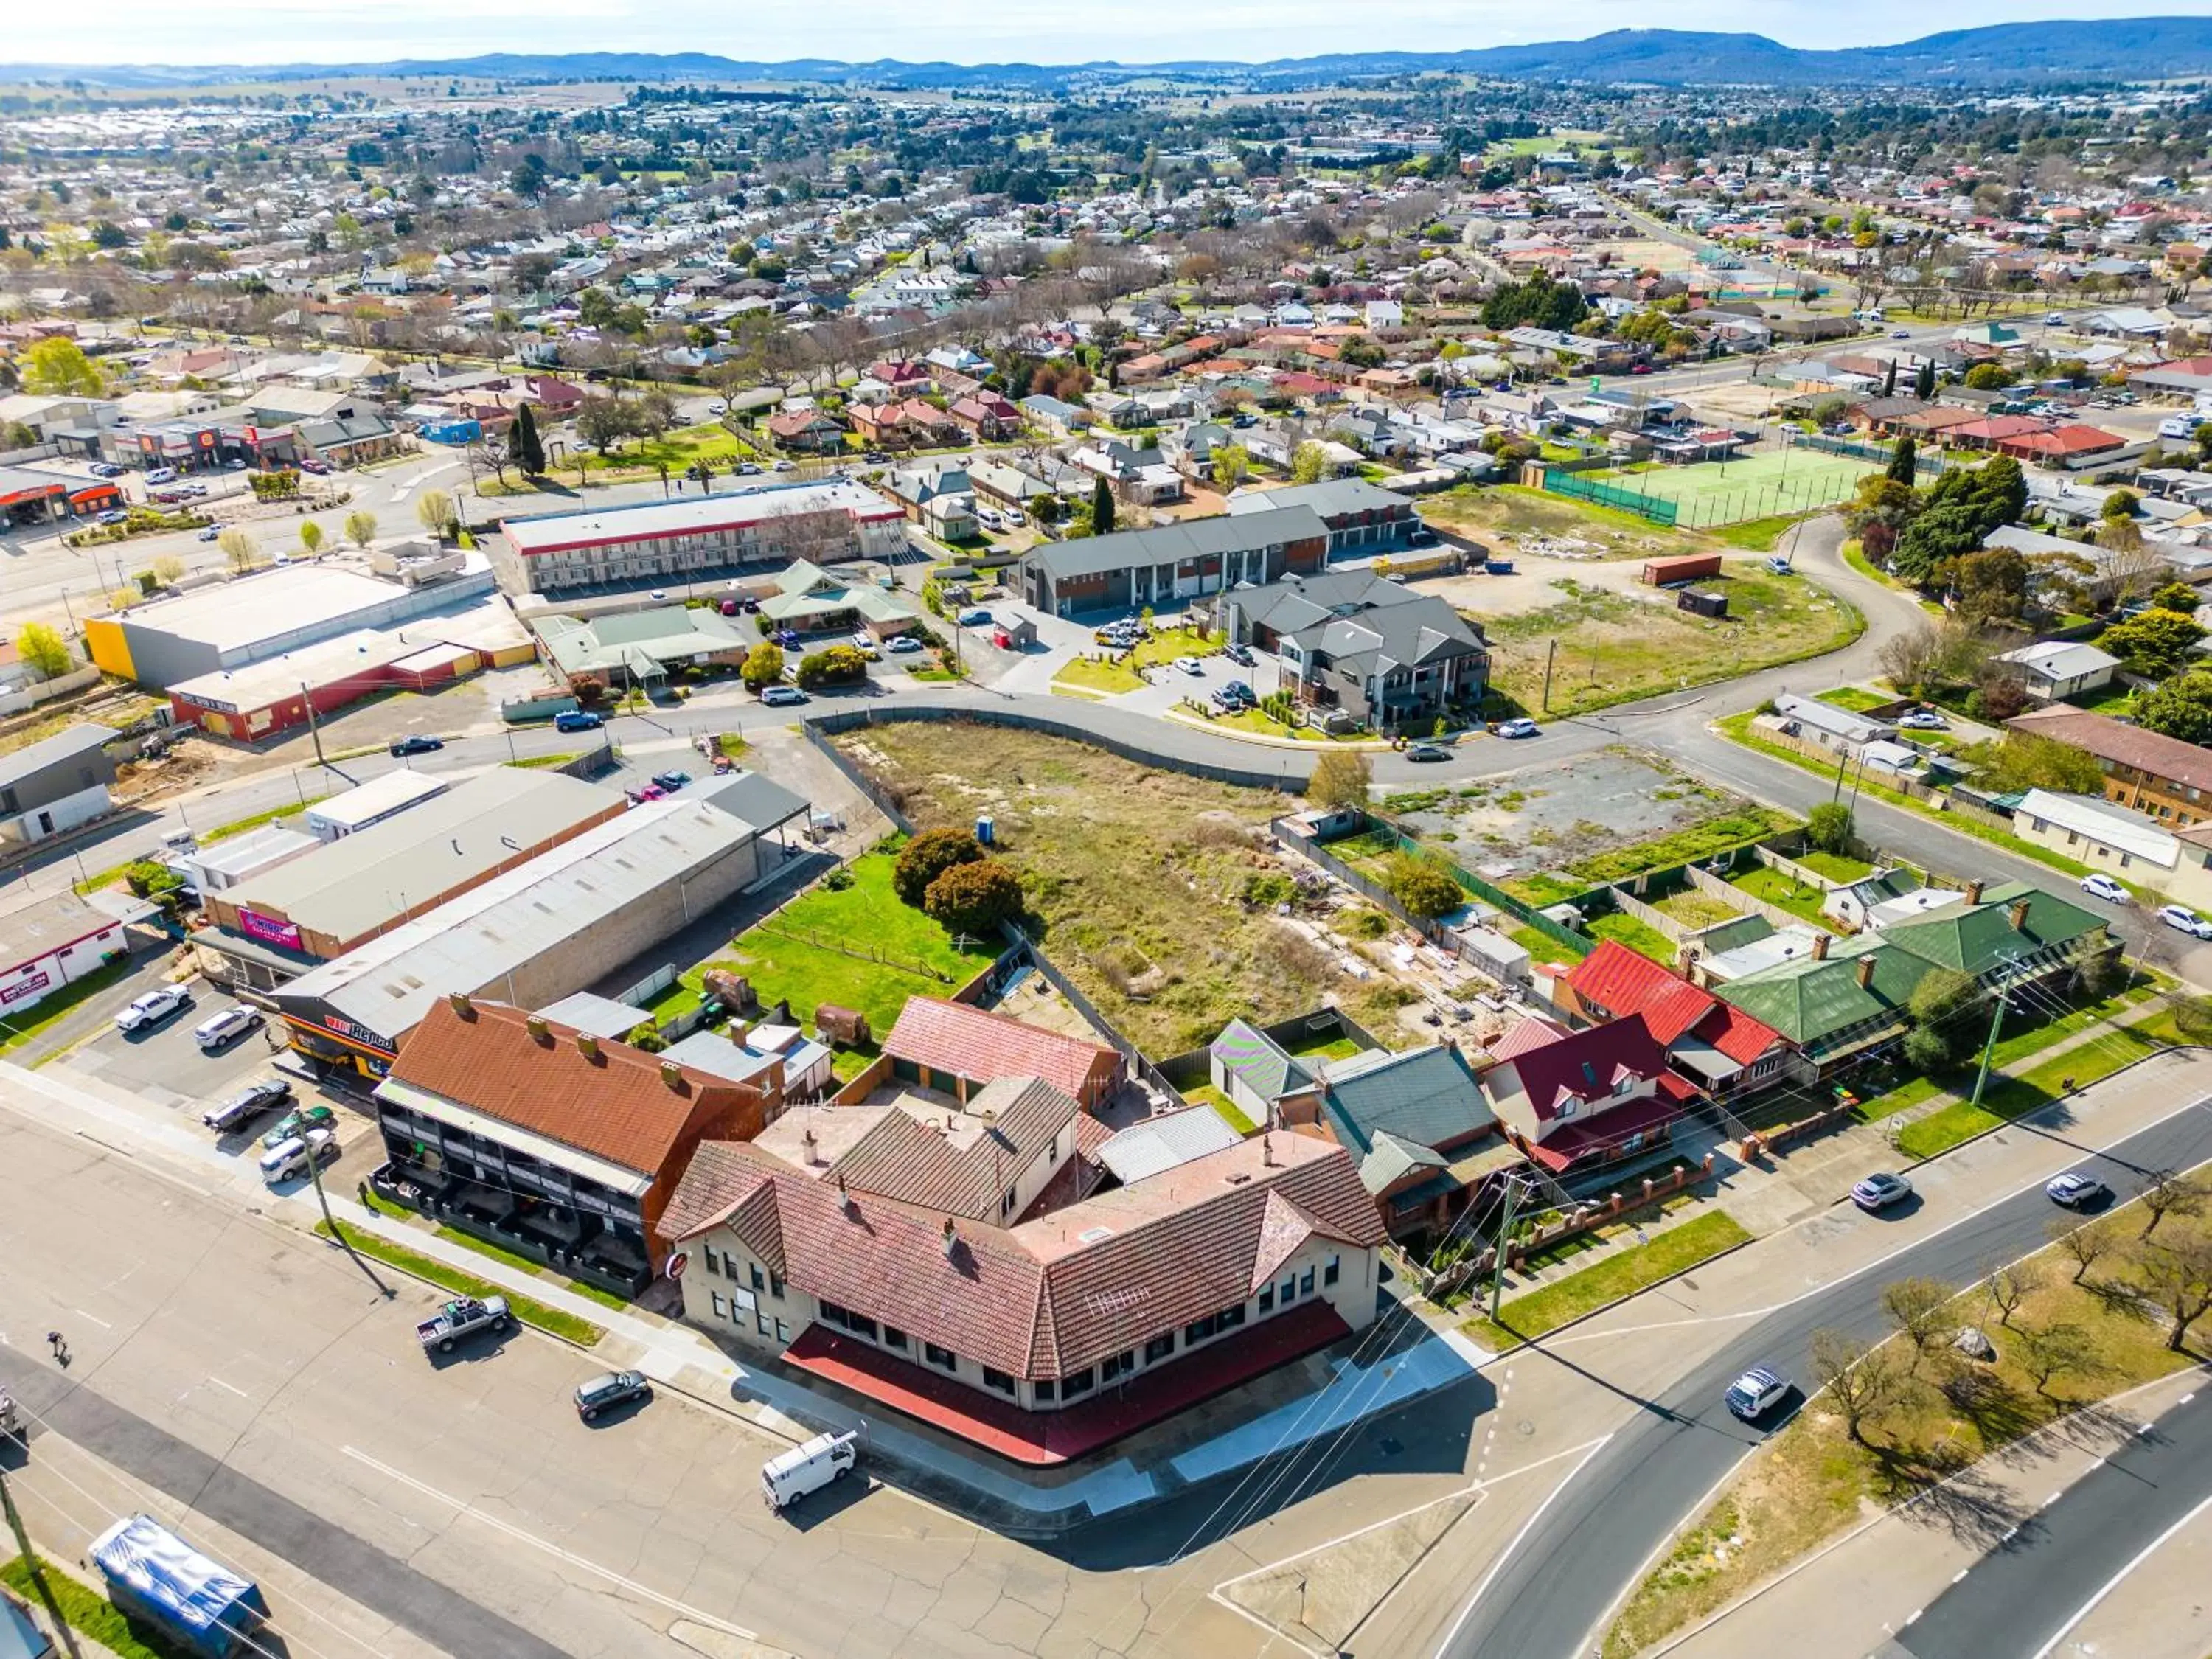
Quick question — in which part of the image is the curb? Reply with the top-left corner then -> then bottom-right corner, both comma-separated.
1454,1229 -> 1761,1363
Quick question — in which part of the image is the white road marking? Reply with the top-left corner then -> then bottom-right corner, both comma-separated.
2029,1486 -> 2212,1659
68,1309 -> 111,1329
341,1445 -> 757,1640
1430,1436 -> 1612,1658
207,1377 -> 248,1398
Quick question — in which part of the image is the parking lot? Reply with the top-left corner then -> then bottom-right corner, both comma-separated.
63,977 -> 293,1110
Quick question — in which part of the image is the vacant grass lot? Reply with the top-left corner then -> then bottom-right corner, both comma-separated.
838,723 -> 1416,1054
1463,1211 -> 1750,1349
1422,482 -> 1708,554
1601,1194 -> 2209,1657
692,848 -> 999,1043
1051,655 -> 1143,695
1587,911 -> 1677,964
1484,570 -> 1863,719
1565,806 -> 1798,885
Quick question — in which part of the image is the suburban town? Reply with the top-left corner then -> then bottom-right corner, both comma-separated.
6,21 -> 2212,1659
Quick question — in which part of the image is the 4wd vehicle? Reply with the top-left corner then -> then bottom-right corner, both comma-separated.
201,1078 -> 293,1133
115,986 -> 192,1033
258,1128 -> 338,1186
416,1295 -> 511,1354
192,1005 -> 263,1051
2045,1170 -> 2108,1208
1725,1366 -> 1792,1422
1851,1170 -> 1914,1212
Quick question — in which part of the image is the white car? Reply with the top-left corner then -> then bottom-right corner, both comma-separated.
192,1005 -> 263,1051
1896,709 -> 1947,731
884,635 -> 925,655
1174,655 -> 1206,676
1005,509 -> 1027,527
114,986 -> 192,1033
259,1127 -> 338,1186
847,633 -> 880,659
1497,717 -> 1540,739
2160,902 -> 2212,939
2080,873 -> 2129,905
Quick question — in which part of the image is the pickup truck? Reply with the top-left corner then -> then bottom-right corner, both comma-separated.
415,1295 -> 511,1353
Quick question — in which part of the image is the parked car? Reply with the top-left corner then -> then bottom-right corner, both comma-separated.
2045,1171 -> 2108,1208
95,508 -> 129,526
115,986 -> 192,1033
389,734 -> 444,757
2158,903 -> 2212,939
1005,509 -> 1027,527
863,450 -> 891,464
1496,717 -> 1540,739
574,1370 -> 652,1422
885,636 -> 925,655
415,1294 -> 509,1353
762,1430 -> 860,1512
197,526 -> 220,541
956,608 -> 993,627
627,783 -> 667,804
1174,655 -> 1206,676
1405,742 -> 1450,762
191,1005 -> 263,1051
1222,681 -> 1256,705
652,770 -> 691,792
735,461 -> 763,476
760,686 -> 809,707
976,508 -> 1004,530
848,633 -> 880,659
1223,643 -> 1256,667
1851,1171 -> 1914,1212
770,627 -> 801,647
772,459 -> 797,472
258,1128 -> 338,1186
201,1078 -> 293,1133
553,709 -> 603,733
261,1103 -> 336,1150
2079,873 -> 2129,905
1725,1366 -> 1792,1422
145,467 -> 177,485
1896,709 -> 1947,730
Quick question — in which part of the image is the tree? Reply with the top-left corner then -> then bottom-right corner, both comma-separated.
1480,270 -> 1587,333
1290,442 -> 1329,485
2139,1169 -> 2207,1239
796,644 -> 869,689
2015,1319 -> 2101,1399
1963,361 -> 2017,390
2152,582 -> 2201,615
1807,1327 -> 1905,1447
18,336 -> 103,396
1953,547 -> 2029,626
1882,1276 -> 1958,1372
2133,670 -> 2212,745
1210,443 -> 1250,490
2048,1215 -> 2117,1284
2101,609 -> 2205,678
414,489 -> 457,540
1906,966 -> 1978,1069
922,858 -> 1024,936
1914,361 -> 1936,400
2101,488 -> 2141,522
577,397 -> 641,454
740,641 -> 785,693
1090,475 -> 1116,538
636,389 -> 679,439
1338,334 -> 1386,369
298,520 -> 322,555
1806,801 -> 1854,855
1972,733 -> 2107,797
216,527 -> 256,571
1983,1259 -> 2041,1330
13,622 -> 69,681
343,509 -> 378,549
1885,434 -> 1918,485
512,403 -> 546,476
893,827 -> 984,906
1385,852 -> 1465,919
2136,1234 -> 2212,1352
1878,625 -> 1944,696
150,555 -> 184,585
1307,749 -> 1374,811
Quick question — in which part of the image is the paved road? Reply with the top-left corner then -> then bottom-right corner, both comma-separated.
1890,1382 -> 2212,1659
1436,1077 -> 2212,1659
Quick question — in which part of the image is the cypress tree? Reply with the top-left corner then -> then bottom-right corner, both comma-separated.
1091,476 -> 1116,537
1886,434 -> 1918,486
512,402 -> 546,476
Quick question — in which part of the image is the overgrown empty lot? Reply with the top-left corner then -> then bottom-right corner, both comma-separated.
837,721 -> 1413,1054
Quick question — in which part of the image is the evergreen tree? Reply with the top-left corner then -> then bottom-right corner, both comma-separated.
1091,476 -> 1116,538
1913,361 -> 1936,400
1883,359 -> 1899,399
512,402 -> 546,476
1886,434 -> 1918,486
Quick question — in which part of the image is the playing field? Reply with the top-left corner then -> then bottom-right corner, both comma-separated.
1590,449 -> 1879,528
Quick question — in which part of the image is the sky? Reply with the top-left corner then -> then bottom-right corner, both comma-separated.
4,0 -> 2202,69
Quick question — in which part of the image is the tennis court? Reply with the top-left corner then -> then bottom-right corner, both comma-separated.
1587,448 -> 1879,528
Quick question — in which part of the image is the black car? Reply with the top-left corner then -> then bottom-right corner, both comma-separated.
574,1370 -> 651,1422
1223,643 -> 1256,667
1406,742 -> 1450,762
389,735 -> 445,757
201,1077 -> 293,1133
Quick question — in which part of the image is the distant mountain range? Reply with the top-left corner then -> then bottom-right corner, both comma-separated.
13,19 -> 2212,91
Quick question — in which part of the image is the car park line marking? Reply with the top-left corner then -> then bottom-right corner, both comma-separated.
341,1447 -> 758,1639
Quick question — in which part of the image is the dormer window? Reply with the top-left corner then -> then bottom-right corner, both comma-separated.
1555,1096 -> 1578,1119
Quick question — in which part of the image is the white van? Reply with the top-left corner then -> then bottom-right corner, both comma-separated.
762,1430 -> 859,1511
2160,413 -> 2203,442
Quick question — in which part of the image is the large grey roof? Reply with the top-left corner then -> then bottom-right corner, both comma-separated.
0,723 -> 111,789
1224,478 -> 1407,522
1322,1044 -> 1495,1155
1235,568 -> 1486,675
1026,504 -> 1327,582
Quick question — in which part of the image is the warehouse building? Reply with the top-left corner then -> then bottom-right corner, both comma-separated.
304,771 -> 450,841
495,481 -> 909,597
191,770 -> 624,995
272,790 -> 778,1081
0,892 -> 156,1023
1019,504 -> 1326,616
0,724 -> 117,848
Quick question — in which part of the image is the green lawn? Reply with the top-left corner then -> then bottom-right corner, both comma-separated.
1506,921 -> 1591,960
1051,655 -> 1142,695
1565,807 -> 1798,886
1896,1008 -> 2175,1159
1587,911 -> 1680,964
0,956 -> 136,1054
1793,849 -> 1876,882
1814,686 -> 1890,714
1124,625 -> 1220,671
698,849 -> 1001,1041
1284,1032 -> 1363,1062
1712,512 -> 1814,552
2,1554 -> 192,1659
1727,865 -> 1839,928
1180,1080 -> 1258,1134
1587,451 -> 1877,529
1464,1210 -> 1751,1348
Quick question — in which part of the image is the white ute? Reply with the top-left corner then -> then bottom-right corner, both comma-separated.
762,1430 -> 860,1511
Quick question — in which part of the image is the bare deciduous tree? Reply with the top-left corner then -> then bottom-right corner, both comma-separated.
2014,1319 -> 2101,1400
1808,1327 -> 1906,1447
2139,1169 -> 2207,1241
2047,1216 -> 2117,1285
1983,1259 -> 2042,1330
2134,1235 -> 2212,1353
1882,1276 -> 1958,1371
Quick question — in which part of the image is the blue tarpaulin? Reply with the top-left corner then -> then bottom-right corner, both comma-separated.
88,1514 -> 268,1658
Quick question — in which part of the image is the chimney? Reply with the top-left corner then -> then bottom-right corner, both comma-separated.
1812,933 -> 1830,961
1856,956 -> 1876,989
525,1014 -> 550,1043
941,1217 -> 959,1258
447,991 -> 473,1018
838,1175 -> 856,1215
1964,879 -> 1985,906
1262,1133 -> 1274,1167
2009,898 -> 2031,933
576,1032 -> 600,1060
802,1127 -> 819,1165
660,1059 -> 686,1091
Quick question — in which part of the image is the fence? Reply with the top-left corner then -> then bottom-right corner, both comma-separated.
1792,431 -> 1945,477
0,667 -> 102,720
1363,815 -> 1593,955
1539,467 -> 1681,526
1746,718 -> 2017,832
1424,1154 -> 1717,1301
998,919 -> 1188,1107
1150,1006 -> 1385,1093
552,740 -> 618,781
799,719 -> 917,834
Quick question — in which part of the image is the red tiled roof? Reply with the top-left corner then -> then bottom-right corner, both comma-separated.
883,998 -> 1118,1102
384,999 -> 765,1178
1486,1014 -> 1671,1124
1522,1092 -> 1688,1172
827,1076 -> 1078,1222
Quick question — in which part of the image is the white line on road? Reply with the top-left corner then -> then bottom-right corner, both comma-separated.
206,1377 -> 248,1398
2030,1486 -> 2212,1659
341,1445 -> 758,1641
69,1309 -> 111,1329
1430,1435 -> 1612,1659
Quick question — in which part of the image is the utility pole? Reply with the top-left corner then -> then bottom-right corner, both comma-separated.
300,683 -> 326,770
1967,977 -> 2012,1111
1490,1173 -> 1530,1324
1540,639 -> 1556,714
0,1469 -> 85,1659
307,1143 -> 391,1298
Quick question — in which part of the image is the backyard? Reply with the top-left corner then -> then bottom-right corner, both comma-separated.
835,722 -> 1419,1054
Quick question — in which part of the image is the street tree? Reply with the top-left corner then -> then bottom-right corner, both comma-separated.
298,520 -> 322,554
2134,1234 -> 2212,1352
216,527 -> 257,571
2047,1215 -> 2117,1284
150,555 -> 184,585
2138,1169 -> 2207,1239
1807,1327 -> 1905,1447
13,622 -> 69,680
1882,1276 -> 1959,1371
1982,1259 -> 2041,1329
414,489 -> 457,540
740,641 -> 785,692
1307,749 -> 1374,811
2014,1319 -> 2101,1400
343,509 -> 378,549
18,336 -> 103,396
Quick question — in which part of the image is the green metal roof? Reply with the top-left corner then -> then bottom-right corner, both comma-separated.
1716,936 -> 1929,1046
1877,880 -> 2105,976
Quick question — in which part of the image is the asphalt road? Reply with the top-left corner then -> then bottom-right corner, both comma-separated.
1436,1077 -> 2212,1659
1891,1381 -> 2212,1659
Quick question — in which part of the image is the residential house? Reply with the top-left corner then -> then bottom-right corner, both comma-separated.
945,394 -> 1023,442
1994,641 -> 2122,702
1479,1015 -> 1695,1179
1225,478 -> 1422,556
1770,692 -> 1898,755
881,997 -> 1124,1113
765,410 -> 846,455
1554,941 -> 1788,1100
1018,394 -> 1091,439
1020,504 -> 1328,616
2004,705 -> 2212,827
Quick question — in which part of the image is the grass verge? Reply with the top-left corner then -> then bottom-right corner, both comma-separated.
1896,1007 -> 2174,1159
1463,1210 -> 1751,1349
200,796 -> 330,844
313,1219 -> 606,1345
1052,655 -> 1143,696
0,957 -> 136,1054
2,1554 -> 195,1659
505,751 -> 580,770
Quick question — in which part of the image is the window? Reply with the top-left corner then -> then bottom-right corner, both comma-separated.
1001,1184 -> 1018,1217
775,1318 -> 790,1343
1324,1255 -> 1340,1287
1184,1312 -> 1218,1345
1034,1378 -> 1055,1402
1556,1097 -> 1578,1119
1280,1275 -> 1297,1305
1218,1303 -> 1246,1332
1259,1285 -> 1275,1314
703,1245 -> 720,1276
770,1274 -> 785,1299
848,1312 -> 878,1340
1300,1267 -> 1315,1296
982,1367 -> 1016,1395
710,1291 -> 728,1319
882,1326 -> 908,1351
1061,1367 -> 1095,1397
819,1300 -> 849,1329
750,1263 -> 766,1293
924,1342 -> 957,1371
757,1311 -> 771,1337
1102,1350 -> 1135,1382
1145,1333 -> 1175,1365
